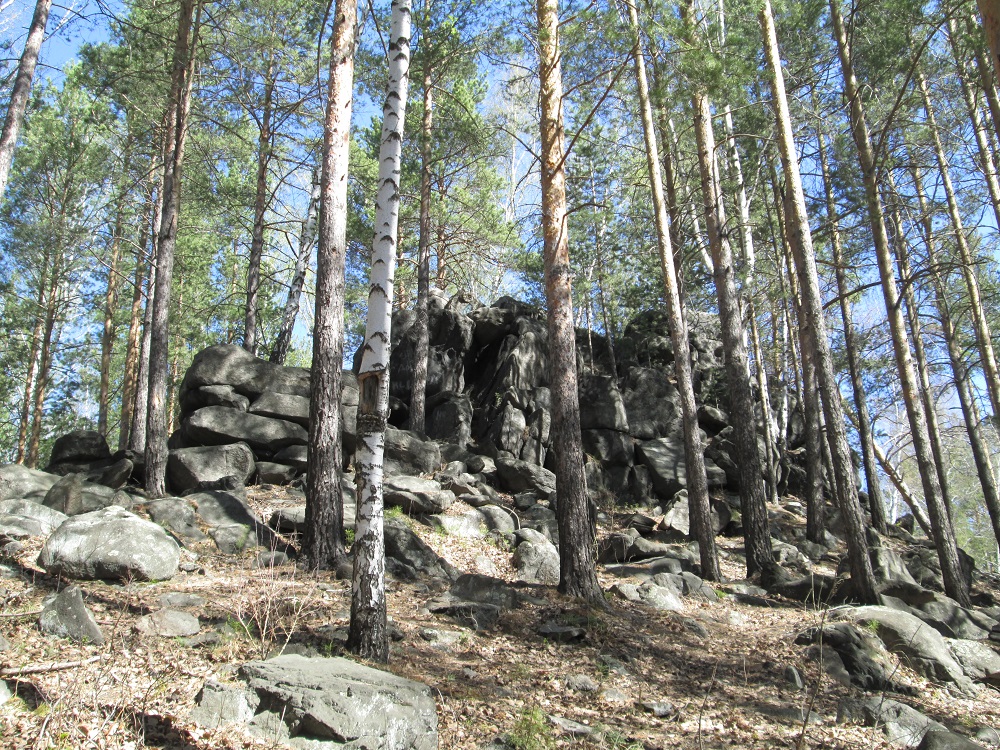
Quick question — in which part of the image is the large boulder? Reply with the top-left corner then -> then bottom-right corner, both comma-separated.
180,344 -> 309,400
184,406 -> 307,452
0,499 -> 67,539
383,428 -> 442,477
248,391 -> 310,427
495,456 -> 556,498
0,464 -> 58,501
41,473 -> 128,516
838,697 -> 944,748
384,517 -> 457,581
46,430 -> 111,469
578,374 -> 628,432
39,586 -> 105,645
237,654 -> 437,749
168,443 -> 256,493
622,368 -> 681,440
636,436 -> 728,498
383,476 -> 455,515
38,506 -> 180,581
836,606 -> 974,693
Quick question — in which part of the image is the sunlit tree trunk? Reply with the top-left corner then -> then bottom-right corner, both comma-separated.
145,0 -> 199,498
270,168 -> 320,365
0,0 -> 51,200
536,0 -> 604,603
911,162 -> 1000,548
16,253 -> 48,464
949,17 -> 1000,231
691,86 -> 774,582
817,129 -> 887,533
830,0 -> 969,606
98,193 -> 128,438
349,0 -> 412,661
410,66 -> 434,434
243,65 -> 275,356
628,0 -> 720,581
977,0 -> 1000,87
304,0 -> 359,572
917,69 -> 1000,425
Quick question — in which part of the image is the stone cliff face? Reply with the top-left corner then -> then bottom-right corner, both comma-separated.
170,295 -> 799,509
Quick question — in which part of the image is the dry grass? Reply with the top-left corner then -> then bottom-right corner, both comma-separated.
0,486 -> 997,749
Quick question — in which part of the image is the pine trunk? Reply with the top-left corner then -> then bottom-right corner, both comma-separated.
270,169 -> 320,365
830,0 -> 969,606
628,0 -> 720,581
349,0 -> 412,662
145,0 -> 198,498
691,88 -> 774,581
536,0 -> 604,603
816,128 -> 888,534
410,68 -> 434,434
243,68 -> 275,356
0,0 -> 52,200
98,208 -> 126,438
917,70 -> 1000,425
302,0 -> 358,572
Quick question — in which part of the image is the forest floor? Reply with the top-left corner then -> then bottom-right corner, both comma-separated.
0,484 -> 998,749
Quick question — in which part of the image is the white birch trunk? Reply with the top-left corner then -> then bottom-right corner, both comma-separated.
349,0 -> 412,662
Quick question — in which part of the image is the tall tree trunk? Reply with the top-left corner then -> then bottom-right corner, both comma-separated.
950,17 -> 1000,232
145,0 -> 199,498
0,0 -> 52,200
772,175 -> 825,543
536,0 -> 604,603
27,253 -> 63,468
349,0 -> 412,662
917,69 -> 1000,425
690,86 -> 775,582
410,66 -> 434,434
817,128 -> 888,534
971,12 -> 1000,145
977,0 -> 1000,87
243,66 -> 276,356
118,246 -> 147,452
627,0 -> 720,581
16,249 -> 48,464
98,198 -> 127,438
830,0 -> 969,606
885,179 -> 955,520
303,0 -> 358,573
270,168 -> 320,365
911,162 -> 1000,549
130,258 -> 156,455
762,0 -> 877,599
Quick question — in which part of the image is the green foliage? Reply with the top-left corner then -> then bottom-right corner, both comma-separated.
507,707 -> 555,750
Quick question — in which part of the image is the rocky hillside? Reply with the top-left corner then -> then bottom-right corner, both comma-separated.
0,296 -> 999,749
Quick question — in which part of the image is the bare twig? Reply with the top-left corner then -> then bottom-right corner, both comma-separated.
697,660 -> 719,750
0,609 -> 42,619
1,655 -> 103,677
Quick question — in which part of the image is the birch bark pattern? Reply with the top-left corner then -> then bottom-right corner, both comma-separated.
0,0 -> 52,201
536,0 -> 603,603
760,0 -> 877,600
145,0 -> 198,498
349,0 -> 412,661
627,0 -> 719,581
303,0 -> 358,572
829,0 -> 970,606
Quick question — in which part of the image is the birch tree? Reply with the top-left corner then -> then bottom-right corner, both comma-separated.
348,0 -> 413,662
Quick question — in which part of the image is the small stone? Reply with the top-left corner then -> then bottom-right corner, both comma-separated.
600,688 -> 629,704
565,674 -> 599,692
975,727 -> 1000,745
538,621 -> 586,643
135,609 -> 200,637
0,634 -> 10,651
641,701 -> 677,718
39,586 -> 105,645
784,665 -> 805,691
0,680 -> 12,706
254,551 -> 289,568
548,715 -> 593,736
158,592 -> 206,608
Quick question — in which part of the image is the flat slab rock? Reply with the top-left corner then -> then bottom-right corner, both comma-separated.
196,654 -> 439,749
